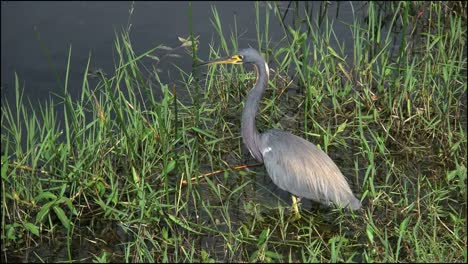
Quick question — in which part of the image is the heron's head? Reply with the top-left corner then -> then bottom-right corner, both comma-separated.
201,48 -> 266,66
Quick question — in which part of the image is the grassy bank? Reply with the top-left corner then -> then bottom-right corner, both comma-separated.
1,1 -> 466,262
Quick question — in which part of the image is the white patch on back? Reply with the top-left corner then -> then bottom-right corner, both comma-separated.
262,147 -> 272,156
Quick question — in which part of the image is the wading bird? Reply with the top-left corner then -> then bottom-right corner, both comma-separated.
202,48 -> 361,214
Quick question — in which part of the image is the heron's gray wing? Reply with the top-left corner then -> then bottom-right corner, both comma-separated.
260,129 -> 361,210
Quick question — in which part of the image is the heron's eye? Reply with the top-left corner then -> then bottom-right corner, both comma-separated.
232,55 -> 243,61
229,55 -> 243,64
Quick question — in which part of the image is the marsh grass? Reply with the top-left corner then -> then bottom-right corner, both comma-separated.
1,1 -> 466,262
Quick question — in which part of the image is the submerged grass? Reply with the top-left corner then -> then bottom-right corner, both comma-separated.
1,1 -> 466,262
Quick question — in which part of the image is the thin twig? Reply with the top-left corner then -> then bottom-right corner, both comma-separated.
181,163 -> 263,185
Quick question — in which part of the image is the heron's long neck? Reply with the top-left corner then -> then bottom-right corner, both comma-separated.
241,62 -> 268,162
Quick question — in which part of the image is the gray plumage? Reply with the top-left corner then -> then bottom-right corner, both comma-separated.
208,48 -> 361,210
261,129 -> 361,210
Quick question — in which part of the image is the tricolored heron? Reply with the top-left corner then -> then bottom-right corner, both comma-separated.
202,48 -> 361,213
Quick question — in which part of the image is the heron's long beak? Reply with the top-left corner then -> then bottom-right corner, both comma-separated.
198,54 -> 243,66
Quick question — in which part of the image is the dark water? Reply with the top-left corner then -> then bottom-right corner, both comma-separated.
1,1 -> 362,106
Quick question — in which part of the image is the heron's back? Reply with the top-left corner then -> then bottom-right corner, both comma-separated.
260,129 -> 361,210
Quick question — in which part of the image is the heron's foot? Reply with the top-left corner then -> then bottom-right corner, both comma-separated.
288,196 -> 302,221
289,211 -> 302,221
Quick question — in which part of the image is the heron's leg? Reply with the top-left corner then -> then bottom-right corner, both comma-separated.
291,195 -> 302,220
